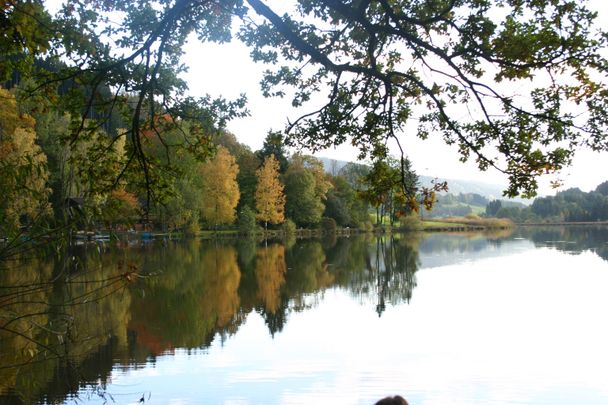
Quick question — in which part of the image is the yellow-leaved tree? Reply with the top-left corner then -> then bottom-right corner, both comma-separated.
255,154 -> 285,230
199,146 -> 240,227
0,87 -> 50,234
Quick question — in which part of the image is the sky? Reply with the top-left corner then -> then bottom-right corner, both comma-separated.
180,0 -> 608,197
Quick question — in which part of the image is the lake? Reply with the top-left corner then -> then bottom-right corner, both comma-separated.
1,226 -> 608,404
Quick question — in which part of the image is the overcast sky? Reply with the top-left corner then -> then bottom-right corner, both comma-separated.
180,0 -> 608,197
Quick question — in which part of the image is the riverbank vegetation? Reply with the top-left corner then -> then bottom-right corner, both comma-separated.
485,182 -> 608,223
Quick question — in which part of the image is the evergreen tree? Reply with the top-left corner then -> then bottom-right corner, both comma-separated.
256,131 -> 289,174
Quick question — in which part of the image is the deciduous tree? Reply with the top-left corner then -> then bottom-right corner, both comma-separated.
255,154 -> 285,229
284,165 -> 325,227
200,146 -> 240,227
0,88 -> 50,233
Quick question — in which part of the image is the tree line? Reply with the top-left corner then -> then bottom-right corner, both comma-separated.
0,86 -> 431,236
486,182 -> 608,223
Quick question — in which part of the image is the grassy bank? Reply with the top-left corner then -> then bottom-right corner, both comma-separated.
62,216 -> 515,243
421,216 -> 514,231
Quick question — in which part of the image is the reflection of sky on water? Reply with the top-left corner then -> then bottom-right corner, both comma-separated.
72,243 -> 608,405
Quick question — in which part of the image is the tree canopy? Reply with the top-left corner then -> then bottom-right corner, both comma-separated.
3,0 -> 608,204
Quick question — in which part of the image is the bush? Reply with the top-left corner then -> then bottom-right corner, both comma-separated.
399,214 -> 422,231
320,217 -> 337,233
281,219 -> 297,236
361,221 -> 374,232
238,206 -> 257,235
184,221 -> 200,236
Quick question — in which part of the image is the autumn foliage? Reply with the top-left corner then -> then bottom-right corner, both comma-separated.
255,154 -> 286,228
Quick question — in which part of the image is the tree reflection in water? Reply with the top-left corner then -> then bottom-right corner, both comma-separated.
0,243 -> 136,404
374,235 -> 421,316
518,225 -> 608,261
2,227 -> 605,404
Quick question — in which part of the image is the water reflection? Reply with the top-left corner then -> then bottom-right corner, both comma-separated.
1,226 -> 607,403
0,245 -> 133,404
517,225 -> 608,261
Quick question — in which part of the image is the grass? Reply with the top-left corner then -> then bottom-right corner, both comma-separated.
423,215 -> 514,230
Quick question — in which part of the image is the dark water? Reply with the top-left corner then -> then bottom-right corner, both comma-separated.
1,226 -> 607,404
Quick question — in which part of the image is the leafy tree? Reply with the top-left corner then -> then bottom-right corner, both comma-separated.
256,131 -> 289,173
339,162 -> 370,188
34,110 -> 75,221
596,181 -> 608,197
0,1 -> 53,82
138,120 -> 211,231
255,154 -> 285,229
68,128 -> 132,224
486,200 -> 503,217
99,188 -> 140,228
358,157 -> 419,225
499,183 -> 608,223
235,148 -> 260,212
531,195 -> 563,219
284,161 -> 327,227
200,146 -> 240,227
324,189 -> 351,226
290,154 -> 333,202
237,205 -> 258,235
324,175 -> 368,227
0,88 -> 50,234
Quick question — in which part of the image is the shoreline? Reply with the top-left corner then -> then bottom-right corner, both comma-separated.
516,221 -> 608,226
6,221 -> 606,246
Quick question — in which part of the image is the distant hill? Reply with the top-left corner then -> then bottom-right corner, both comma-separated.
317,156 -> 530,205
418,176 -> 529,203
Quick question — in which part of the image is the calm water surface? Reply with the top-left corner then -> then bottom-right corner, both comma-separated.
1,226 -> 608,404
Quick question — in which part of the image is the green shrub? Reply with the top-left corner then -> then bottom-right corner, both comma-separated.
184,221 -> 201,236
238,206 -> 257,235
321,217 -> 337,233
282,219 -> 297,236
399,214 -> 422,231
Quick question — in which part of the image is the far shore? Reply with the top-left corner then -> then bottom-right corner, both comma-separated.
8,219 -> 607,245
516,221 -> 608,226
